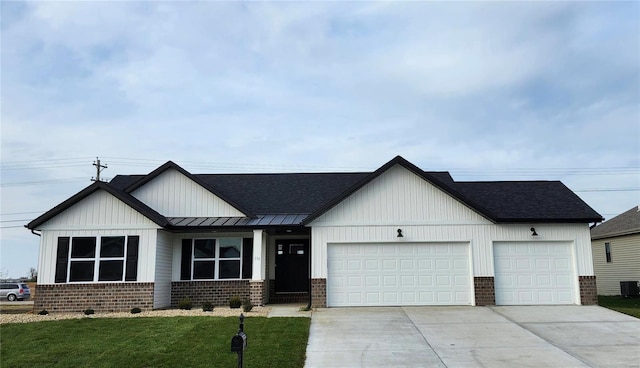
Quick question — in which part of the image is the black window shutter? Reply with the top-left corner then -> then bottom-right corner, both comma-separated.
242,238 -> 253,279
125,236 -> 139,281
181,239 -> 192,280
55,237 -> 70,283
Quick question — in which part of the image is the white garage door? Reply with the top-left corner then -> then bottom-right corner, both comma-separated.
327,243 -> 471,307
494,242 -> 577,305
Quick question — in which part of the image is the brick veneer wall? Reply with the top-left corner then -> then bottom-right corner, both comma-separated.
474,277 -> 496,306
249,280 -> 267,306
579,276 -> 598,305
35,283 -> 154,313
171,280 -> 250,307
311,278 -> 326,308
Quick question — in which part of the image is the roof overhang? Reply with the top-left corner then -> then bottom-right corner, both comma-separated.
26,182 -> 169,230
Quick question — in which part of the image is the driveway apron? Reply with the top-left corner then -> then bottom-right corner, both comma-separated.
304,306 -> 640,368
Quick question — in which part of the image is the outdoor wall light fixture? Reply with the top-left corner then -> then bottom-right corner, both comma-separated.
397,229 -> 404,238
530,227 -> 538,237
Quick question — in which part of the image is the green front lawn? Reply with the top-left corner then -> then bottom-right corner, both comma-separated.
0,316 -> 310,368
598,295 -> 640,319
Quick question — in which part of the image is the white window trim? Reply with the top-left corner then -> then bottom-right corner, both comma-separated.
67,236 -> 130,283
190,237 -> 243,280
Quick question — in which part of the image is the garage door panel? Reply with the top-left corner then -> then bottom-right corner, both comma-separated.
328,243 -> 471,307
494,242 -> 577,305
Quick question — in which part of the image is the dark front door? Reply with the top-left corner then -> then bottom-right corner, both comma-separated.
275,239 -> 309,293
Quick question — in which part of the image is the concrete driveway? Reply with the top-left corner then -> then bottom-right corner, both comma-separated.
304,305 -> 640,368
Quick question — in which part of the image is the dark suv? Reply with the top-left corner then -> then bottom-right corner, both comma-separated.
0,283 -> 31,301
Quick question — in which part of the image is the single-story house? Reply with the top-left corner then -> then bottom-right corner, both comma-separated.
591,206 -> 640,295
27,156 -> 603,312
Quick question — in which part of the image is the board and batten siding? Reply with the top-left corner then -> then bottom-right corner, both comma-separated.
591,233 -> 640,295
37,190 -> 160,231
34,188 -> 161,284
312,164 -> 491,226
154,230 -> 173,308
38,229 -> 158,284
131,169 -> 245,217
308,164 -> 593,279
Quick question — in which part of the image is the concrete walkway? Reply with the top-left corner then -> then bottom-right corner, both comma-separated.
304,305 -> 640,368
267,303 -> 312,318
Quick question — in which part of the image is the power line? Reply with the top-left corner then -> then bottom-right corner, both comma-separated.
0,211 -> 45,216
0,177 -> 87,187
574,188 -> 639,192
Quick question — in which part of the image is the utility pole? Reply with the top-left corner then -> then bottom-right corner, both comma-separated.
91,157 -> 108,182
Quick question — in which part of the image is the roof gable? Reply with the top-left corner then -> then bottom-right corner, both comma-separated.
308,163 -> 491,225
27,182 -> 168,230
303,155 -> 494,224
125,161 -> 254,217
130,168 -> 247,218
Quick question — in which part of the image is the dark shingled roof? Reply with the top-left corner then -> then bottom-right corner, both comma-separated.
452,181 -> 603,223
28,156 -> 603,230
591,206 -> 640,239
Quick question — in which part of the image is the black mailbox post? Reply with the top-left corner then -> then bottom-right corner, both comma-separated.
231,314 -> 247,368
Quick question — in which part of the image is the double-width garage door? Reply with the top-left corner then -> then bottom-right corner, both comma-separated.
327,243 -> 471,307
494,242 -> 577,305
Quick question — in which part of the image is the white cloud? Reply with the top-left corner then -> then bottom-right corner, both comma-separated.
1,0 -> 638,278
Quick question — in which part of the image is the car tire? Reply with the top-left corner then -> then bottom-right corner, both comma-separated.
7,294 -> 17,302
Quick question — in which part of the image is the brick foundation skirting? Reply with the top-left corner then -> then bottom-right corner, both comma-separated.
35,283 -> 154,313
579,276 -> 598,305
474,277 -> 496,306
311,278 -> 326,308
171,280 -> 250,307
249,280 -> 267,306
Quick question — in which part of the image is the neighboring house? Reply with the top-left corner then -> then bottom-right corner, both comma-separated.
591,206 -> 640,295
27,156 -> 603,312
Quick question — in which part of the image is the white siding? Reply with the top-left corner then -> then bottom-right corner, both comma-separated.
38,229 -> 158,284
38,190 -> 159,230
154,231 -> 173,308
312,164 -> 491,226
131,169 -> 245,217
591,234 -> 640,295
309,164 -> 594,280
311,224 -> 593,279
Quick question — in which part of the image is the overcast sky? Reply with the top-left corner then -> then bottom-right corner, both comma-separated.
1,1 -> 638,279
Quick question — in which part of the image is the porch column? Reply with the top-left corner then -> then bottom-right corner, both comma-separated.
251,229 -> 265,280
250,229 -> 267,306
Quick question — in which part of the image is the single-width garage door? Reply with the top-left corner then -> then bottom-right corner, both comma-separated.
327,243 -> 471,307
494,242 -> 577,305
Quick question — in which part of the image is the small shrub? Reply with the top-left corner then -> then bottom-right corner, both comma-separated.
242,298 -> 253,312
178,297 -> 193,310
83,308 -> 95,315
131,307 -> 142,314
202,302 -> 214,312
229,296 -> 242,309
38,309 -> 49,315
